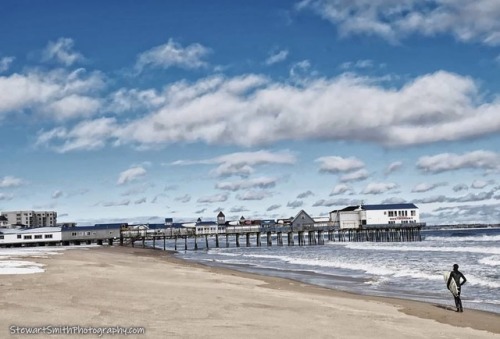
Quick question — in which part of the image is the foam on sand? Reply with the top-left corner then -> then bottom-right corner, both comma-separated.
0,247 -> 66,275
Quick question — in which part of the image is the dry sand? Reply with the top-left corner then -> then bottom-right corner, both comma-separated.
1,246 -> 499,339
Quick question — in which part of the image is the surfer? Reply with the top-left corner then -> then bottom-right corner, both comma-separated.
447,264 -> 467,312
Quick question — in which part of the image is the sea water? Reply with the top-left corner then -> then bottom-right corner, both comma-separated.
173,227 -> 500,314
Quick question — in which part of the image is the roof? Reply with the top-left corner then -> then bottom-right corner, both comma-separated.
1,227 -> 62,234
217,211 -> 225,217
362,203 -> 418,210
293,209 -> 314,220
63,224 -> 122,230
196,221 -> 217,226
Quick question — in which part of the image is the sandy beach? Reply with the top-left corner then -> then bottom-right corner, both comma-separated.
1,246 -> 499,339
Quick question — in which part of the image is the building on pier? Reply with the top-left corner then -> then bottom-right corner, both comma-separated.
330,203 -> 420,229
291,210 -> 315,229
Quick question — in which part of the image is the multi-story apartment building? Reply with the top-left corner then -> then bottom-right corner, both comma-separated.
0,210 -> 58,228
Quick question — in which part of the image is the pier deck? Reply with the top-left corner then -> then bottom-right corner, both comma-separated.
120,224 -> 424,250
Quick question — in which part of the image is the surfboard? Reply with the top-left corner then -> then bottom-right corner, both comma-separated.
443,271 -> 459,297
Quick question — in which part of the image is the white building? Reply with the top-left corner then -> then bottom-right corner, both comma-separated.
0,211 -> 58,228
330,204 -> 421,229
0,227 -> 62,246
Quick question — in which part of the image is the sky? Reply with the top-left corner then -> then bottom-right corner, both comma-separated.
1,0 -> 500,226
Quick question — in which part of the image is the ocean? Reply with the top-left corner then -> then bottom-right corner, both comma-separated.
170,227 -> 500,314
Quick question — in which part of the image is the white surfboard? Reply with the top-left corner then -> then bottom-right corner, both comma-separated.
443,271 -> 459,297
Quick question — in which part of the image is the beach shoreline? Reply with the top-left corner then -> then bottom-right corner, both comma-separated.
1,245 -> 499,338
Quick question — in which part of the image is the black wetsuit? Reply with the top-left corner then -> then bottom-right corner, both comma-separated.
447,270 -> 467,312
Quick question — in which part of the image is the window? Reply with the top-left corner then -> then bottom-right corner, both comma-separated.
44,234 -> 53,239
0,235 -> 4,239
411,210 -> 416,216
24,235 -> 32,240
86,232 -> 91,236
71,232 -> 77,236
35,235 -> 43,239
17,235 -> 21,239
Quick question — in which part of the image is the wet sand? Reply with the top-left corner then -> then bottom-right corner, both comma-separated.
1,246 -> 499,338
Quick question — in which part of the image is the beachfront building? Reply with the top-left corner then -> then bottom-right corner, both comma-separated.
330,203 -> 420,229
0,215 -> 9,227
291,210 -> 315,229
0,227 -> 62,246
61,223 -> 121,245
1,210 -> 57,228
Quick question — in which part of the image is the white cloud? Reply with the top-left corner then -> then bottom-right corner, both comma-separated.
135,38 -> 211,72
175,194 -> 191,203
289,60 -> 311,78
297,0 -> 500,46
216,177 -> 278,191
0,56 -> 14,72
230,206 -> 249,213
411,182 -> 446,193
385,161 -> 403,175
313,198 -> 356,207
108,88 -> 165,113
297,190 -> 314,199
381,197 -> 407,204
287,200 -> 303,208
340,169 -> 369,182
413,190 -> 496,204
266,204 -> 281,211
117,166 -> 147,185
0,68 -> 105,122
211,163 -> 254,178
316,156 -> 365,173
417,150 -> 500,174
173,150 -> 296,178
362,182 -> 397,194
340,59 -> 373,70
453,183 -> 469,192
197,193 -> 229,203
134,197 -> 147,204
471,179 -> 493,189
102,199 -> 130,207
265,50 -> 289,65
36,118 -> 118,153
330,183 -> 352,195
36,71 -> 500,151
52,190 -> 63,199
0,176 -> 24,188
236,190 -> 273,201
42,38 -> 85,66
43,94 -> 101,121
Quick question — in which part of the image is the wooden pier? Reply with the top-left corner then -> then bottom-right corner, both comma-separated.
120,224 -> 424,251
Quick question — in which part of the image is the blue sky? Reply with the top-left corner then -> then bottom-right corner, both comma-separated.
1,0 -> 500,225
